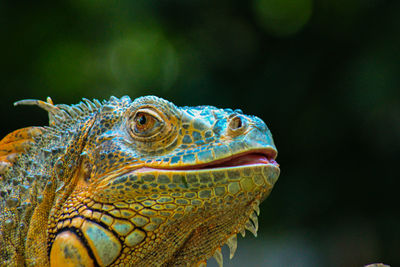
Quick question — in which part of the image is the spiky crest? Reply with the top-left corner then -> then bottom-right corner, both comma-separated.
14,97 -> 101,131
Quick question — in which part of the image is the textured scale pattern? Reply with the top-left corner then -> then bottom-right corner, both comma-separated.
0,95 -> 280,266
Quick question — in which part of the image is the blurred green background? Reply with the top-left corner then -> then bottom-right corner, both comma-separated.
1,0 -> 399,266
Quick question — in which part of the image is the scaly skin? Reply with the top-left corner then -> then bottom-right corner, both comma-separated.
0,95 -> 280,266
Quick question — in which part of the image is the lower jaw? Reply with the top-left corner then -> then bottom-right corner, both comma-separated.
95,163 -> 280,201
158,166 -> 279,266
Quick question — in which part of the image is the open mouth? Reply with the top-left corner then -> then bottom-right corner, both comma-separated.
167,149 -> 278,171
106,149 -> 279,177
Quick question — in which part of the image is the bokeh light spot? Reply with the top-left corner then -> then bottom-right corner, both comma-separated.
108,29 -> 179,92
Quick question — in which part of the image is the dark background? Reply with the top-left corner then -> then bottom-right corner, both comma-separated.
1,1 -> 399,266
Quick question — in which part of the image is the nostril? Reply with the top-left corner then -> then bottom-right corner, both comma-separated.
230,116 -> 242,130
228,115 -> 247,135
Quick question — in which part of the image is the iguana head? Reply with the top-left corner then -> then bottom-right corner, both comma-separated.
2,95 -> 279,266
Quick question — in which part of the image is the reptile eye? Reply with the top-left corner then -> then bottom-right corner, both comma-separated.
130,108 -> 164,138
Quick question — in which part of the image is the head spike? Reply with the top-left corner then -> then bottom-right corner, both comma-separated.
82,98 -> 97,111
93,99 -> 102,108
240,228 -> 246,237
14,99 -> 59,114
71,106 -> 84,116
14,98 -> 66,126
245,220 -> 257,237
226,234 -> 237,259
57,104 -> 78,117
213,248 -> 223,267
250,212 -> 259,232
253,205 -> 260,216
46,96 -> 54,105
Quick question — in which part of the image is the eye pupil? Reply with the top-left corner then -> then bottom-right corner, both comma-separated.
138,114 -> 147,125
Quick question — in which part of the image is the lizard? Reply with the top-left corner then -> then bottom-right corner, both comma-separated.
0,95 -> 280,266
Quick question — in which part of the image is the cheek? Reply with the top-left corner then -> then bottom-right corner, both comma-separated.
50,231 -> 94,267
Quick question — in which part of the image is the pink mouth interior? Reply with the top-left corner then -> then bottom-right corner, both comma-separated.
214,153 -> 269,166
173,151 -> 278,170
